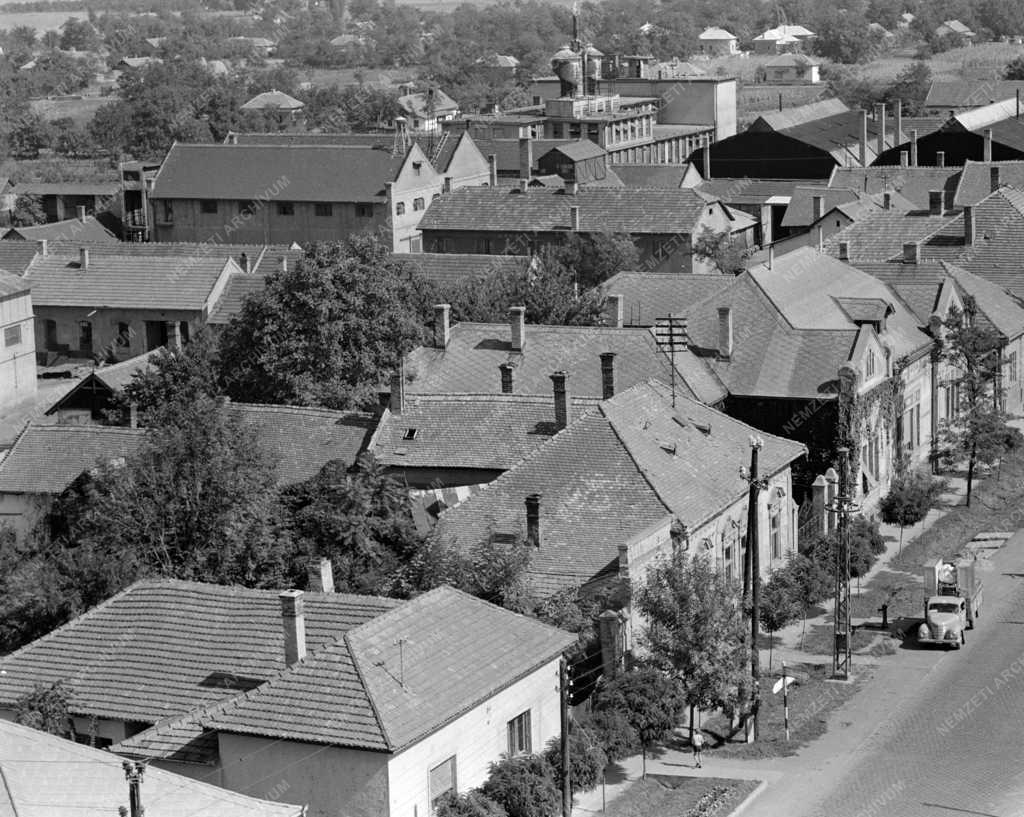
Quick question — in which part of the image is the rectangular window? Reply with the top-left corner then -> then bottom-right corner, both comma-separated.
429,756 -> 457,813
78,321 -> 93,353
161,201 -> 174,223
356,204 -> 374,218
1010,351 -> 1018,382
200,199 -> 218,214
507,711 -> 532,756
315,203 -> 333,217
44,319 -> 58,350
115,322 -> 130,348
3,324 -> 21,347
770,511 -> 781,560
413,197 -> 425,211
277,201 -> 294,216
396,202 -> 406,216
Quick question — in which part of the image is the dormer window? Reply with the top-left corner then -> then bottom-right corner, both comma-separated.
402,428 -> 418,440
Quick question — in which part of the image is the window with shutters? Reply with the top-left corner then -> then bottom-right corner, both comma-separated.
507,710 -> 532,756
429,756 -> 456,812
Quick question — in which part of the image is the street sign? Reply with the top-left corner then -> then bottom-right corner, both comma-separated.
772,676 -> 794,694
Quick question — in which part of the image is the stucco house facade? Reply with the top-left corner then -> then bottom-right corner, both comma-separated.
0,271 -> 36,411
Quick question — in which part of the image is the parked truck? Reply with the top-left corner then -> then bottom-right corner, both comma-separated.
917,558 -> 983,650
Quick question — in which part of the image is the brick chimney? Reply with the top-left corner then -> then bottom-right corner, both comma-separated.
307,558 -> 335,593
903,241 -> 920,264
79,248 -> 89,270
37,239 -> 47,256
442,176 -> 452,194
499,362 -> 515,393
569,205 -> 580,230
883,192 -> 892,210
936,150 -> 946,168
899,150 -> 909,167
984,128 -> 993,162
812,195 -> 824,222
991,165 -> 1002,193
600,352 -> 616,399
551,371 -> 570,430
519,137 -> 532,181
605,294 -> 624,328
838,240 -> 850,260
389,370 -> 404,413
434,303 -> 451,349
910,129 -> 919,166
487,154 -> 498,187
279,589 -> 306,667
964,205 -> 975,245
76,205 -> 87,223
525,494 -> 541,547
509,306 -> 526,351
876,103 -> 886,156
859,109 -> 868,167
717,307 -> 733,359
928,190 -> 943,215
702,138 -> 711,180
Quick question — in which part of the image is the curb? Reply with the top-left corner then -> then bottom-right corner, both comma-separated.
726,778 -> 767,817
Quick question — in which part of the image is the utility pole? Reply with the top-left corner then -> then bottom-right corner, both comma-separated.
560,657 -> 572,817
654,316 -> 688,408
740,435 -> 765,741
830,447 -> 857,680
123,760 -> 145,817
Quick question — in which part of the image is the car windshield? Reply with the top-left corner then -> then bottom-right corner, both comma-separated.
930,603 -> 960,614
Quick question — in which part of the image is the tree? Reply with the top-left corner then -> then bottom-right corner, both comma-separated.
15,680 -> 73,737
937,301 -> 1022,506
543,722 -> 607,793
759,571 -> 801,671
779,552 -> 831,650
692,226 -> 750,275
59,17 -> 100,52
480,755 -> 560,817
636,552 -> 749,738
590,667 -> 684,777
11,193 -> 46,227
219,236 -> 430,410
8,115 -> 53,159
813,9 -> 885,63
879,471 -> 941,550
882,61 -> 933,117
538,233 -> 639,291
578,708 -> 640,763
1006,57 -> 1024,81
435,791 -> 508,817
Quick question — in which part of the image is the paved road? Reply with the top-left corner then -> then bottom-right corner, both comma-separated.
759,530 -> 1024,817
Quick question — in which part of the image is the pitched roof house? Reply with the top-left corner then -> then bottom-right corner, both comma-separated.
0,270 -> 35,411
0,580 -> 574,817
697,27 -> 738,56
45,348 -> 162,424
435,381 -> 805,596
827,165 -> 963,211
0,719 -> 302,817
3,215 -> 118,244
396,88 -> 459,132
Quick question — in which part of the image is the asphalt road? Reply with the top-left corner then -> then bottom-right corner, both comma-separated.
798,531 -> 1024,817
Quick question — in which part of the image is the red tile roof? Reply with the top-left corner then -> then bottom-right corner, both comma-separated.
827,166 -> 962,210
390,252 -> 534,288
602,271 -> 733,327
953,159 -> 1024,206
206,271 -> 267,324
0,269 -> 28,298
3,217 -> 117,243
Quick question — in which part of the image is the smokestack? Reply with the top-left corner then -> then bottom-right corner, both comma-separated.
812,195 -> 824,221
600,352 -> 616,399
936,151 -> 946,168
903,241 -> 920,264
79,248 -> 89,270
876,103 -> 886,156
307,558 -> 335,593
434,303 -> 451,349
702,138 -> 711,179
519,137 -> 532,181
717,307 -> 733,359
525,494 -> 541,547
838,240 -> 850,260
569,205 -> 580,230
499,362 -> 514,393
279,590 -> 306,667
860,109 -> 868,167
911,129 -> 919,167
605,293 -> 624,328
76,205 -> 87,223
487,154 -> 498,186
509,305 -> 526,351
984,128 -> 993,162
964,205 -> 975,245
991,165 -> 1002,192
929,190 -> 943,215
551,371 -> 570,430
895,99 -> 903,144
389,370 -> 405,413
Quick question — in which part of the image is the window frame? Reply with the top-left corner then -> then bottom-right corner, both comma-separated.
314,202 -> 333,217
428,756 -> 457,814
3,323 -> 21,347
770,510 -> 781,560
395,201 -> 406,216
276,201 -> 295,216
356,203 -> 374,218
507,710 -> 532,757
413,197 -> 425,211
199,199 -> 219,215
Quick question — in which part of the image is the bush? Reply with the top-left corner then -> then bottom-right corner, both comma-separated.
480,755 -> 560,817
543,723 -> 607,792
880,471 -> 942,546
579,708 -> 640,763
435,791 -> 507,817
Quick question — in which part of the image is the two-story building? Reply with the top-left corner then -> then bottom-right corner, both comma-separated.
0,271 -> 36,410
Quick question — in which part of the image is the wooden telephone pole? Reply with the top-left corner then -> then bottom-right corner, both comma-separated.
741,435 -> 765,741
560,657 -> 572,817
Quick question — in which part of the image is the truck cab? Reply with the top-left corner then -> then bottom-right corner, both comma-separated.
918,596 -> 967,649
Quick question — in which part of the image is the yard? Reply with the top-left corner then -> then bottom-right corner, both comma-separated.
600,775 -> 759,817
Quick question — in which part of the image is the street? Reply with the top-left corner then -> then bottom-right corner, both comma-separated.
751,530 -> 1024,817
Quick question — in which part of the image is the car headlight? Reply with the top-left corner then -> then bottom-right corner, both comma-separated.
918,624 -> 929,639
945,631 -> 956,640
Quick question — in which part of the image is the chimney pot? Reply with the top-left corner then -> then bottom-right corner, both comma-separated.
600,352 -> 616,399
442,176 -> 452,194
279,589 -> 306,667
499,362 -> 515,393
899,150 -> 909,167
928,190 -> 943,215
717,306 -> 733,359
509,306 -> 526,351
389,370 -> 405,413
838,240 -> 850,260
550,370 -> 570,430
991,165 -> 1001,193
605,293 -> 624,328
525,494 -> 541,547
518,136 -> 533,181
487,154 -> 498,187
910,129 -> 919,167
434,303 -> 451,349
903,241 -> 920,264
964,204 -> 975,245
519,178 -> 529,193
936,150 -> 946,168
883,192 -> 892,210
76,205 -> 87,223
984,128 -> 994,162
79,247 -> 89,270
307,558 -> 335,593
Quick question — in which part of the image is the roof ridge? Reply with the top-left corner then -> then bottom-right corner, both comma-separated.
598,399 -> 675,519
229,401 -> 374,419
343,630 -> 394,750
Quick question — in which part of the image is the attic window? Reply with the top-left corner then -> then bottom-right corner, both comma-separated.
402,428 -> 419,441
413,161 -> 422,175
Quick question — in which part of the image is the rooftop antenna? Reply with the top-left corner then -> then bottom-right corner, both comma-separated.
654,316 -> 688,408
395,637 -> 406,689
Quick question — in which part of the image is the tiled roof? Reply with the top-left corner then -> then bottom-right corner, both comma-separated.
751,99 -> 848,131
241,89 -> 304,110
203,586 -> 575,750
822,211 -> 954,261
370,393 -> 596,470
699,27 -> 736,39
472,137 -> 591,173
695,177 -> 803,205
767,53 -> 819,67
781,185 -> 860,228
418,186 -> 719,234
390,252 -> 533,288
925,81 -> 1024,109
899,116 -> 946,136
25,250 -> 237,310
542,139 -> 607,162
918,186 -> 1024,263
781,110 -> 889,155
602,271 -> 732,327
0,579 -> 399,723
953,159 -> 1024,206
609,164 -> 693,188
827,166 -> 962,210
0,720 -> 302,817
228,403 -> 377,485
436,382 -> 803,593
44,349 -> 163,416
46,240 -> 303,274
405,321 -> 727,405
0,269 -> 28,298
0,424 -> 145,494
206,272 -> 267,324
112,708 -> 220,764
10,181 -> 118,196
2,217 -> 117,243
0,241 -> 42,275
398,89 -> 459,119
151,143 -> 407,201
